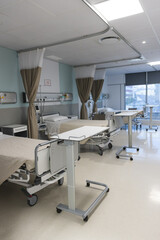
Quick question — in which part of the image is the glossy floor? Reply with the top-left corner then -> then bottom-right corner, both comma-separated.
0,128 -> 160,240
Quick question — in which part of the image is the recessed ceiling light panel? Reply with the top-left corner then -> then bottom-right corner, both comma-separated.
45,55 -> 62,61
94,0 -> 144,21
148,61 -> 160,66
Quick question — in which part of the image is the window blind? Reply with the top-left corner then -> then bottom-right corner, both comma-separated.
126,72 -> 146,86
148,71 -> 160,84
126,71 -> 160,86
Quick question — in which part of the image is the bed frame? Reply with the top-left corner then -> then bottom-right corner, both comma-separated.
7,139 -> 78,206
87,112 -> 124,155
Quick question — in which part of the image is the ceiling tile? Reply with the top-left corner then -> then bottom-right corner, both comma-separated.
0,0 -> 160,74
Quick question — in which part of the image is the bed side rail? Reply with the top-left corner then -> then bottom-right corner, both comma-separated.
35,139 -> 78,177
35,139 -> 58,177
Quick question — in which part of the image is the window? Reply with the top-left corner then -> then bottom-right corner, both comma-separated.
147,84 -> 160,119
125,71 -> 160,120
125,84 -> 160,120
125,85 -> 146,110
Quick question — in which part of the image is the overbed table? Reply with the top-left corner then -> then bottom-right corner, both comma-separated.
145,105 -> 158,131
114,112 -> 139,160
51,126 -> 109,222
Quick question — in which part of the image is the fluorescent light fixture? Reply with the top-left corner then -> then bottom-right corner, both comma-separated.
150,189 -> 160,203
142,41 -> 146,44
148,61 -> 160,66
45,55 -> 62,61
94,0 -> 144,21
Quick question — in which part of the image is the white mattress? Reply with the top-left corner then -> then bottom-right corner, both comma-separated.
0,135 -> 44,185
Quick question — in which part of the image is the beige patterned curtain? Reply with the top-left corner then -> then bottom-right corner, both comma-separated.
18,49 -> 45,139
91,79 -> 104,113
75,65 -> 96,119
76,77 -> 93,119
20,67 -> 41,138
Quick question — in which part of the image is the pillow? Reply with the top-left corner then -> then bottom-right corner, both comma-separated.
43,114 -> 59,121
44,115 -> 68,122
106,107 -> 114,112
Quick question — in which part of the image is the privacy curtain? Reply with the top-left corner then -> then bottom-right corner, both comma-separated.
75,65 -> 95,119
91,69 -> 106,113
76,77 -> 93,119
91,79 -> 104,113
18,48 -> 45,139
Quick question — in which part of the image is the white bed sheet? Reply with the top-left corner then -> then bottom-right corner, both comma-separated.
59,119 -> 109,133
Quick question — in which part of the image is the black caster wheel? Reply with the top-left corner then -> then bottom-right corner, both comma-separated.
137,148 -> 139,151
98,149 -> 103,156
123,147 -> 126,150
107,188 -> 110,193
78,155 -> 81,161
146,129 -> 148,131
83,216 -> 88,222
86,182 -> 90,187
58,177 -> 64,186
56,208 -> 62,214
130,157 -> 133,161
155,129 -> 157,132
27,194 -> 38,207
116,155 -> 119,159
108,143 -> 112,149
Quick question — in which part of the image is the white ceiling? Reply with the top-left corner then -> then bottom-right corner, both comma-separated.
0,0 -> 160,74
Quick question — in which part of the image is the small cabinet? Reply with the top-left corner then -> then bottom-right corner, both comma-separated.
1,124 -> 28,137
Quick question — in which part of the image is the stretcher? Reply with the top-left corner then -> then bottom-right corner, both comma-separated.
0,133 -> 78,206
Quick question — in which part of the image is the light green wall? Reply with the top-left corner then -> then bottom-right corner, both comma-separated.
0,47 -> 78,109
0,46 -> 24,108
72,69 -> 79,104
59,63 -> 78,104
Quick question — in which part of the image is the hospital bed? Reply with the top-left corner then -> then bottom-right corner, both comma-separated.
0,133 -> 78,206
43,113 -> 124,156
96,107 -> 144,128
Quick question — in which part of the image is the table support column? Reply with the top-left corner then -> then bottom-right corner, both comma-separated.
149,107 -> 153,129
65,140 -> 75,210
128,116 -> 132,148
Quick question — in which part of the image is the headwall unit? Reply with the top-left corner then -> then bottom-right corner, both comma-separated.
0,92 -> 17,104
23,92 -> 73,103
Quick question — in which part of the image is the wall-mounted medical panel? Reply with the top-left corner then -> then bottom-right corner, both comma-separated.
0,92 -> 17,104
23,92 -> 73,103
